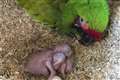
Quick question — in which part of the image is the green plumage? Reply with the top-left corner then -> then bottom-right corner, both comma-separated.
17,0 -> 109,34
61,0 -> 109,33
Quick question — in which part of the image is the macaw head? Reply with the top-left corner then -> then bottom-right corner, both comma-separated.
73,16 -> 104,46
74,16 -> 89,30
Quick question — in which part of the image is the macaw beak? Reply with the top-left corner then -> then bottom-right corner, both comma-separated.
80,23 -> 89,30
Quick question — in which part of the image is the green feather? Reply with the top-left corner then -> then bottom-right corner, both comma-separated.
17,0 -> 62,24
60,0 -> 109,32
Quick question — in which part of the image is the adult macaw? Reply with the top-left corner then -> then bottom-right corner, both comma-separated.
17,0 -> 110,45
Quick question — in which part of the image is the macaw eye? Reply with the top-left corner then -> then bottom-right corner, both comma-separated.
80,18 -> 83,23
74,16 -> 88,28
79,18 -> 88,24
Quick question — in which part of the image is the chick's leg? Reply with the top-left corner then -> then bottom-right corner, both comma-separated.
46,61 -> 56,80
59,63 -> 66,75
65,59 -> 73,73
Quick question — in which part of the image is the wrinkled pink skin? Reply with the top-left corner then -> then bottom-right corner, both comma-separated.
24,44 -> 73,80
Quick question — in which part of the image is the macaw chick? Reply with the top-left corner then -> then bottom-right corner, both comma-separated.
24,44 -> 73,80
